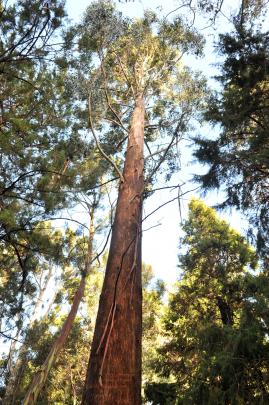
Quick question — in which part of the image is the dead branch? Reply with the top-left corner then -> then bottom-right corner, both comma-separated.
88,94 -> 124,182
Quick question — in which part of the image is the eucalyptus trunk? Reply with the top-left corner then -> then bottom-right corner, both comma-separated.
22,212 -> 95,405
82,95 -> 145,405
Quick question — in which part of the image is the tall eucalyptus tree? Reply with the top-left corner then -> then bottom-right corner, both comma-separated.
75,2 -> 206,403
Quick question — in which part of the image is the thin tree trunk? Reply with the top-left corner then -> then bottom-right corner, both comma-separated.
6,330 -> 19,374
82,95 -> 145,405
216,296 -> 234,326
22,211 -> 95,405
9,292 -> 57,405
3,268 -> 53,405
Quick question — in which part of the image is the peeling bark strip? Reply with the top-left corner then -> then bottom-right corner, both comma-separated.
82,96 -> 145,405
22,216 -> 95,405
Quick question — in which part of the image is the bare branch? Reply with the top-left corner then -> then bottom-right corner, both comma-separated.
143,186 -> 201,223
147,183 -> 185,193
0,331 -> 23,344
112,51 -> 136,99
146,113 -> 187,182
99,55 -> 129,132
164,1 -> 193,20
145,139 -> 178,161
88,95 -> 124,183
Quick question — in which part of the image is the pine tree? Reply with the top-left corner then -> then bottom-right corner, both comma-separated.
0,3 -> 107,395
0,0 -> 72,346
155,200 -> 269,404
0,4 -> 119,395
193,8 -> 269,259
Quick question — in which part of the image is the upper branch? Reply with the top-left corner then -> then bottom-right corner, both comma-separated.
88,95 -> 124,183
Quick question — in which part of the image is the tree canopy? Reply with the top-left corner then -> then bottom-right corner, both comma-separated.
0,0 -> 269,404
151,200 -> 269,404
193,14 -> 269,259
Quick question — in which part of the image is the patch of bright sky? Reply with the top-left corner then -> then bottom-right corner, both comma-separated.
66,0 -> 252,285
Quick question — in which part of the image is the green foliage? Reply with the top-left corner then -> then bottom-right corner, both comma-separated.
0,3 -> 108,391
6,250 -> 104,405
5,261 -> 165,403
142,265 -> 165,384
144,382 -> 177,405
193,18 -> 269,258
4,2 -> 269,404
153,200 -> 269,404
0,0 -> 66,65
72,0 -> 206,183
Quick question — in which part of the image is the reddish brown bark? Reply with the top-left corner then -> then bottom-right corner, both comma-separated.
22,214 -> 95,405
82,96 -> 145,405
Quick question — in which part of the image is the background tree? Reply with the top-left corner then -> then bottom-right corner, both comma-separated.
0,223 -> 66,398
162,0 -> 269,26
0,0 -> 71,350
153,200 -> 269,404
22,194 -> 100,405
11,253 -> 104,405
2,259 -> 165,404
0,2 -> 110,398
193,7 -> 269,261
142,265 -> 165,385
